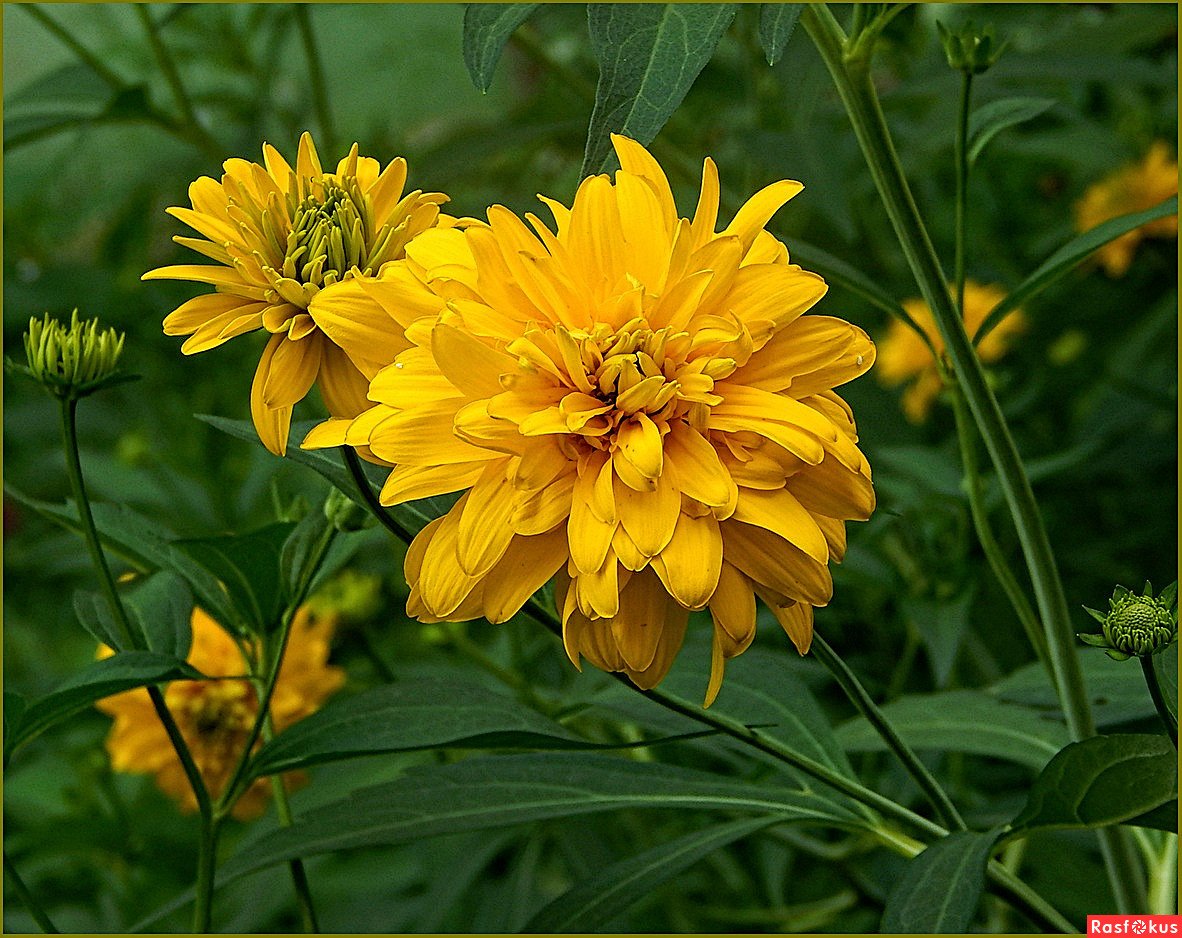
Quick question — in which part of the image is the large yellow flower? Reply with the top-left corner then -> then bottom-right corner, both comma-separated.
877,280 -> 1026,423
306,135 -> 875,704
144,132 -> 449,454
1074,142 -> 1178,277
96,605 -> 344,820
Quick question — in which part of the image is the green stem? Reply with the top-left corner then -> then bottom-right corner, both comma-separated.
1148,833 -> 1179,915
800,4 -> 1144,911
4,850 -> 59,933
953,70 -> 972,316
872,827 -> 1076,934
1141,656 -> 1178,748
342,448 -> 416,545
22,4 -> 125,90
811,633 -> 966,831
263,716 -> 321,933
295,5 -> 336,154
948,379 -> 1052,682
192,816 -> 221,933
59,397 -> 213,819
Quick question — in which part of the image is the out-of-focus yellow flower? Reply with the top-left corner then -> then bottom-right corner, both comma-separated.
304,135 -> 875,704
96,606 -> 344,820
877,280 -> 1025,422
1074,142 -> 1178,277
144,132 -> 449,455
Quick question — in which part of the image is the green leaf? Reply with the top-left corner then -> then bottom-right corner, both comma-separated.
1152,644 -> 1178,727
73,589 -> 126,651
973,195 -> 1179,346
221,753 -> 859,884
462,4 -> 540,92
758,4 -> 802,66
173,523 -> 295,633
1125,799 -> 1178,835
581,4 -> 737,177
5,652 -> 203,759
248,679 -> 583,778
279,507 -> 332,598
5,483 -> 239,631
835,690 -> 1069,770
993,653 -> 1157,729
880,830 -> 1000,934
1008,734 -> 1178,837
782,237 -> 914,326
523,816 -> 781,932
4,692 -> 28,758
124,572 -> 194,660
966,97 -> 1056,165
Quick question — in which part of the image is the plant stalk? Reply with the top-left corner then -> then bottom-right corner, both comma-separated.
192,816 -> 221,933
295,5 -> 337,155
800,3 -> 1144,910
1141,656 -> 1178,749
263,716 -> 321,933
811,633 -> 966,831
4,850 -> 60,934
953,70 -> 972,316
342,448 -> 417,545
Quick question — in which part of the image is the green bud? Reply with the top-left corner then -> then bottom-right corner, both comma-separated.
15,311 -> 129,398
323,487 -> 375,533
1079,581 -> 1178,660
937,20 -> 1007,75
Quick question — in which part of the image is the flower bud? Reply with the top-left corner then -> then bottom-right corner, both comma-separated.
18,311 -> 127,398
1080,582 -> 1178,660
937,21 -> 1007,75
323,487 -> 374,533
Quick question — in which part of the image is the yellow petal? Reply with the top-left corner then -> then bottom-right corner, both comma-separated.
250,333 -> 292,456
575,553 -> 620,620
691,157 -> 721,246
568,453 -> 617,574
262,333 -> 322,409
416,497 -> 482,617
721,520 -> 832,607
455,460 -> 517,576
482,528 -> 569,623
663,423 -> 737,512
511,469 -> 575,535
652,512 -> 722,610
307,278 -> 410,380
611,569 -> 670,672
708,561 -> 757,650
300,418 -> 351,450
163,293 -> 257,336
379,461 -> 486,506
614,413 -> 663,489
614,462 -> 680,557
431,322 -> 517,399
762,596 -> 814,655
316,341 -> 372,419
610,134 -> 677,233
295,131 -> 324,178
732,486 -> 828,564
723,179 -> 803,256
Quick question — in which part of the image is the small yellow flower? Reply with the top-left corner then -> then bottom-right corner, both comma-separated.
877,280 -> 1025,422
305,135 -> 876,704
96,606 -> 344,820
144,132 -> 450,455
1074,142 -> 1178,277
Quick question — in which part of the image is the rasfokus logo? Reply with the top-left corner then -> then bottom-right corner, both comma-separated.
1089,916 -> 1182,935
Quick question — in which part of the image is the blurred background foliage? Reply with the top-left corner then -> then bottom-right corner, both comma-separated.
3,3 -> 1177,932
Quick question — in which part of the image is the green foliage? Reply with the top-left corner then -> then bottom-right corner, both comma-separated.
881,830 -> 1001,934
462,4 -> 541,93
967,96 -> 1056,165
757,4 -> 803,67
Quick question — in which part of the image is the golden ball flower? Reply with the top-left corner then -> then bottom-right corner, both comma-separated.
144,132 -> 450,455
876,280 -> 1026,422
305,135 -> 876,704
96,605 -> 344,819
1074,142 -> 1178,278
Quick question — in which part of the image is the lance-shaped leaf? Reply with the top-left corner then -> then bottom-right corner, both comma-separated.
967,97 -> 1056,165
973,195 -> 1178,346
582,4 -> 737,177
758,4 -> 803,66
881,829 -> 1001,934
462,4 -> 541,92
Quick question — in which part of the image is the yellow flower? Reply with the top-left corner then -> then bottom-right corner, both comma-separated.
144,132 -> 449,455
876,280 -> 1025,423
305,135 -> 875,704
96,605 -> 344,820
1074,142 -> 1178,277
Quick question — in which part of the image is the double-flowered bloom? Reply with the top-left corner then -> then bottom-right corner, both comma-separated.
301,135 -> 876,702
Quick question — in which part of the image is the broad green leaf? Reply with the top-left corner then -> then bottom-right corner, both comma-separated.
5,652 -> 203,759
462,4 -> 540,92
523,816 -> 781,932
74,588 -> 126,651
1151,644 -> 1178,727
836,690 -> 1069,770
973,195 -> 1178,346
280,507 -> 332,598
3,692 -> 28,758
880,830 -> 1000,934
173,523 -> 295,633
993,653 -> 1157,729
221,753 -> 860,883
1125,799 -> 1178,835
124,572 -> 194,660
1008,734 -> 1178,837
758,4 -> 802,66
966,97 -> 1056,165
5,483 -> 238,630
582,4 -> 737,177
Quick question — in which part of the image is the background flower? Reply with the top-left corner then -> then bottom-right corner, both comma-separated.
96,605 -> 344,820
876,280 -> 1026,422
1074,142 -> 1178,277
307,135 -> 875,703
144,132 -> 449,454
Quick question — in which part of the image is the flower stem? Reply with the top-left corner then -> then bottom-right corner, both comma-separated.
263,717 -> 321,933
342,448 -> 416,545
948,379 -> 1053,683
4,850 -> 59,934
295,5 -> 337,155
800,3 -> 1144,911
811,633 -> 967,832
192,815 -> 221,933
1140,655 -> 1178,748
953,70 -> 972,316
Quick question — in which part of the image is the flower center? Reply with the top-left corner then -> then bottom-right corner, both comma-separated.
283,178 -> 374,289
179,681 -> 255,741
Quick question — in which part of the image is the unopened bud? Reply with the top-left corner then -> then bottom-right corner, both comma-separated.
18,311 -> 128,398
1080,582 -> 1178,660
323,487 -> 374,533
937,21 -> 1007,75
